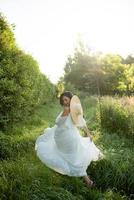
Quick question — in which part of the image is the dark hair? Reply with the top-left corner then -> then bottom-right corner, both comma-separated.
59,91 -> 73,106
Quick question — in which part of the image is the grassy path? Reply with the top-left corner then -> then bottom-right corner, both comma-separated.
0,100 -> 132,200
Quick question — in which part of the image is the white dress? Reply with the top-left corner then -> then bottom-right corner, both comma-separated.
35,111 -> 104,177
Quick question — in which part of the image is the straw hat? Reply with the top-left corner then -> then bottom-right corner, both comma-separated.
70,95 -> 84,125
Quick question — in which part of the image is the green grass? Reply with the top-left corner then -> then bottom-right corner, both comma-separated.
0,98 -> 133,200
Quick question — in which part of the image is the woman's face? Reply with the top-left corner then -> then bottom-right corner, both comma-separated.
62,96 -> 71,107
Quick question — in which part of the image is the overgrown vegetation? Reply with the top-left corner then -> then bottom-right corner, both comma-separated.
0,97 -> 133,200
0,12 -> 133,200
0,13 -> 56,131
97,96 -> 134,139
62,43 -> 134,96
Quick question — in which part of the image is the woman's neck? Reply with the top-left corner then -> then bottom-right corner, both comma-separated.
61,106 -> 70,116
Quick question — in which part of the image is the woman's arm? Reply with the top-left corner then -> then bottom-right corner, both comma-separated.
74,114 -> 93,141
77,116 -> 93,141
82,125 -> 93,141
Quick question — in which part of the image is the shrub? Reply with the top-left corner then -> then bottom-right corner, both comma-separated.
0,13 -> 56,131
97,96 -> 134,138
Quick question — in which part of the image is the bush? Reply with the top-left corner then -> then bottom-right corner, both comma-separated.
0,13 -> 56,131
0,133 -> 13,160
0,132 -> 35,160
97,96 -> 134,139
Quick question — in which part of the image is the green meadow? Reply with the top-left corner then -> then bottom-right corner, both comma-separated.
0,96 -> 133,200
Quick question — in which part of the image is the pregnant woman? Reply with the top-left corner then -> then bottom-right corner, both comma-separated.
35,91 -> 104,188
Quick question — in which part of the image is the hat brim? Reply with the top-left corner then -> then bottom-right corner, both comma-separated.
70,95 -> 83,124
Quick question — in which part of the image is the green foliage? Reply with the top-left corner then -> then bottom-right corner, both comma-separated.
0,13 -> 16,51
0,101 -> 131,200
55,77 -> 65,97
0,12 -> 133,200
0,13 -> 56,131
0,132 -> 35,160
88,129 -> 134,198
64,49 -> 102,94
63,43 -> 134,96
88,158 -> 134,197
97,96 -> 134,138
122,54 -> 134,65
0,133 -> 13,160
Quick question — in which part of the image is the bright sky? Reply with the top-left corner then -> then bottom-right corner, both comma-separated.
0,0 -> 134,84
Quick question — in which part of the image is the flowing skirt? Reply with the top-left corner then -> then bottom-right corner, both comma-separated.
35,124 -> 104,177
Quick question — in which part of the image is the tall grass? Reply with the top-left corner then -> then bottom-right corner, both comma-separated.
97,96 -> 134,139
0,97 -> 133,199
88,131 -> 134,198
